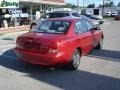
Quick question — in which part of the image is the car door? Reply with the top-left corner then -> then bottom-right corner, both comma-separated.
74,20 -> 94,54
83,19 -> 102,47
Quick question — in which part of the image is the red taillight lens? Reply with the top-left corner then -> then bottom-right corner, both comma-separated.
39,46 -> 49,54
40,41 -> 61,54
16,37 -> 24,48
48,41 -> 61,54
48,49 -> 59,54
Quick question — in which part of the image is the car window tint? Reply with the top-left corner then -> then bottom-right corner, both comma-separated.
36,20 -> 70,34
75,21 -> 87,33
75,23 -> 80,33
82,20 -> 93,31
39,21 -> 52,31
54,13 -> 69,18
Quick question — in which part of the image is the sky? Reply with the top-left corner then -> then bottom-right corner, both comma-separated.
65,0 -> 120,7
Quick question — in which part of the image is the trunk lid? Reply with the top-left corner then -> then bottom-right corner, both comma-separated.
17,32 -> 65,53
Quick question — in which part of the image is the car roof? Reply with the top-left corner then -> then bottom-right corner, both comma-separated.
47,11 -> 77,13
45,17 -> 78,22
43,17 -> 87,22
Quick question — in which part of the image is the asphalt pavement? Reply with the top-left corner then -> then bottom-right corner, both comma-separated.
0,20 -> 120,90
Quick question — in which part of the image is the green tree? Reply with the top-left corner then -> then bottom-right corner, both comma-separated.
98,1 -> 114,8
98,4 -> 103,8
108,1 -> 114,7
65,3 -> 78,9
118,2 -> 120,7
87,3 -> 95,8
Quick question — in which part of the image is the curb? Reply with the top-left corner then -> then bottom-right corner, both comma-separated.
0,26 -> 30,35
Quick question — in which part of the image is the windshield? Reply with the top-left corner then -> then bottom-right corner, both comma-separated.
33,20 -> 70,34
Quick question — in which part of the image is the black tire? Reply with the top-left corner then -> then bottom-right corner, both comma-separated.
30,23 -> 37,29
66,49 -> 81,70
95,38 -> 103,49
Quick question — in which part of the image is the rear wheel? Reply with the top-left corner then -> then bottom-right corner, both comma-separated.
95,38 -> 103,49
66,49 -> 81,70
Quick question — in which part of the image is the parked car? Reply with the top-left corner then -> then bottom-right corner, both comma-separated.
15,18 -> 104,70
83,14 -> 104,25
111,12 -> 118,17
105,12 -> 111,16
114,14 -> 120,20
30,11 -> 82,29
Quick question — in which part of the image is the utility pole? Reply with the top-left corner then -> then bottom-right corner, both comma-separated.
83,0 -> 85,9
77,0 -> 79,13
82,0 -> 86,14
102,0 -> 105,16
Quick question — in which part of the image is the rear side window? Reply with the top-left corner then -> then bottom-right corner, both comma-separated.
75,21 -> 88,33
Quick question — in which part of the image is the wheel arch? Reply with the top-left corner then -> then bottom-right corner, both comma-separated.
102,34 -> 104,39
76,47 -> 82,56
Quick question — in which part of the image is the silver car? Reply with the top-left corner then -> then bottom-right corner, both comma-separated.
30,11 -> 82,29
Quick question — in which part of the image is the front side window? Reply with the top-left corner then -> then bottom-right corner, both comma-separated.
74,20 -> 88,33
33,20 -> 70,34
82,20 -> 93,31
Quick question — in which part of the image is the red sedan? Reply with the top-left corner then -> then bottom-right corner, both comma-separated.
15,18 -> 104,70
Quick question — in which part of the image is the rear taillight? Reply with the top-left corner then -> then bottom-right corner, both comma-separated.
16,37 -> 24,48
40,41 -> 61,54
48,41 -> 61,54
48,49 -> 59,54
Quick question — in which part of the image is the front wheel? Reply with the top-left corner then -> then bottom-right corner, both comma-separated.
66,49 -> 81,70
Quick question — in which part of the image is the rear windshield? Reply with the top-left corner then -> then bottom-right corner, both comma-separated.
33,20 -> 70,34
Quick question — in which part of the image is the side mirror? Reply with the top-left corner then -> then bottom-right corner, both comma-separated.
92,25 -> 100,30
90,26 -> 100,33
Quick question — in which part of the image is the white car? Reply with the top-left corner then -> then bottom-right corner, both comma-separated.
83,14 -> 104,25
30,11 -> 81,29
105,12 -> 111,16
111,12 -> 118,16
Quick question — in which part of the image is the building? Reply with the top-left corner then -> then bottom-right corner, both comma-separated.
19,0 -> 66,20
78,7 -> 120,15
0,0 -> 66,28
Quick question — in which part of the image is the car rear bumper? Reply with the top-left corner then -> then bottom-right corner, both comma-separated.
15,48 -> 69,66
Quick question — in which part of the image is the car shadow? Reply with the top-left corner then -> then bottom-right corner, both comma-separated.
0,49 -> 120,90
87,49 -> 120,62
